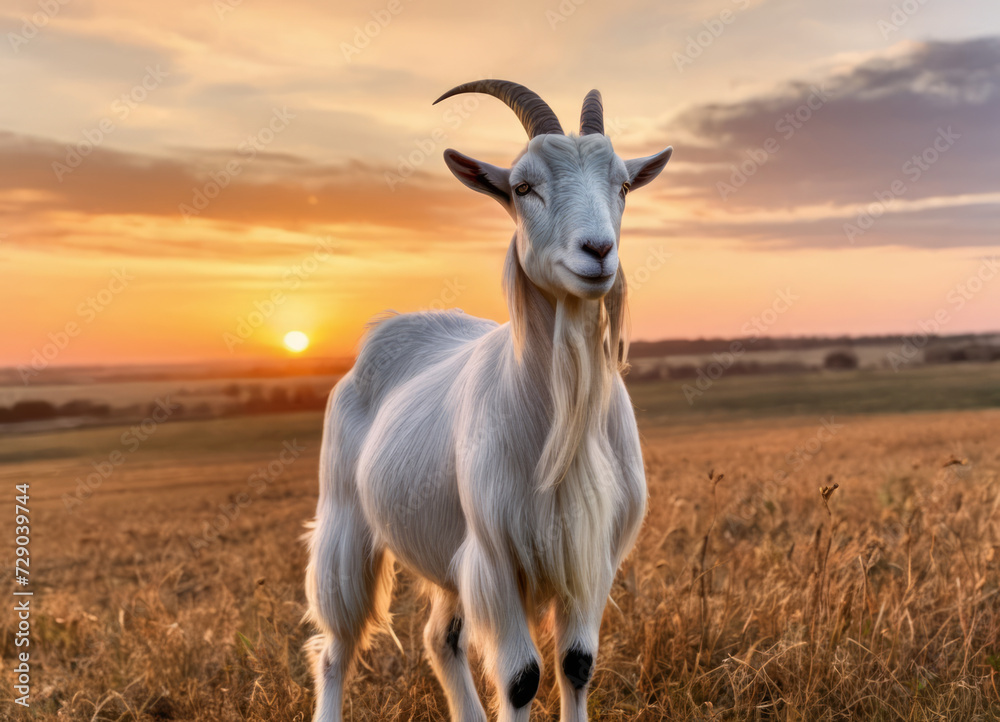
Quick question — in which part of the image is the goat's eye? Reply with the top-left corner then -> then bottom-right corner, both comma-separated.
514,182 -> 531,196
620,182 -> 631,198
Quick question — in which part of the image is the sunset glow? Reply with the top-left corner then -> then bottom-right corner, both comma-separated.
1,1 -> 998,368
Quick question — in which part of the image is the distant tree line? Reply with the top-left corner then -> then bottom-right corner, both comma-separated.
218,383 -> 327,415
0,399 -> 112,424
924,344 -> 1000,364
0,383 -> 328,426
630,359 -> 816,382
629,341 -> 1000,383
629,333 -> 997,358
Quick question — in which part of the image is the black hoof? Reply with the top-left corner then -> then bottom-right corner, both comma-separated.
508,661 -> 540,708
562,648 -> 593,690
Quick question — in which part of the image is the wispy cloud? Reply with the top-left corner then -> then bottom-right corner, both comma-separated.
646,37 -> 1000,247
0,131 -> 501,259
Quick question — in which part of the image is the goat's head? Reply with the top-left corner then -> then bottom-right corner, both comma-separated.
435,80 -> 672,301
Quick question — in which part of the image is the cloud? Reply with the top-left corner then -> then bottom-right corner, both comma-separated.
4,36 -> 999,257
632,197 -> 1000,250
0,131 -> 503,258
653,37 -> 1000,248
1,22 -> 177,84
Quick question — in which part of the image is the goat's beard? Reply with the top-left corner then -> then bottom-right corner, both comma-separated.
536,295 -> 613,491
503,239 -> 631,600
502,239 -> 630,492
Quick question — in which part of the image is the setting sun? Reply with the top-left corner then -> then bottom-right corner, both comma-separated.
284,330 -> 310,353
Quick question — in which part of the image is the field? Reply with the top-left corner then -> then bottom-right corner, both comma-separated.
2,367 -> 999,720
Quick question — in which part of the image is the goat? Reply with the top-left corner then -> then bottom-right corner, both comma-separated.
304,80 -> 673,722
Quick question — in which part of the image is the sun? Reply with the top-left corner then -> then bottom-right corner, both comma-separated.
283,330 -> 310,353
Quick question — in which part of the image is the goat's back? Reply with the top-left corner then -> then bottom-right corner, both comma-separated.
351,310 -> 497,408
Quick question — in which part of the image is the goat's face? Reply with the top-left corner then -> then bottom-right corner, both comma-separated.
510,133 -> 660,300
438,83 -> 672,301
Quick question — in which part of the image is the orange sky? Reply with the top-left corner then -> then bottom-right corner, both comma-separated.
1,0 -> 999,367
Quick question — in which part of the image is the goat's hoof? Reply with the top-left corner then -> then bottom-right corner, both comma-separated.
562,648 -> 593,690
507,661 -> 540,708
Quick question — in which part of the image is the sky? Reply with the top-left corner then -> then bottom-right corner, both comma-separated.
1,0 -> 999,367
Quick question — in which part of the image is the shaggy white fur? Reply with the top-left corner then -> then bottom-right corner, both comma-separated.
304,81 -> 672,722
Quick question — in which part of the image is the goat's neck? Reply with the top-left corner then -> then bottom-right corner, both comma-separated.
503,239 -> 616,489
503,241 -> 611,376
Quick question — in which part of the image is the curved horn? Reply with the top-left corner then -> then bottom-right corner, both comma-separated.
579,89 -> 604,136
433,79 -> 563,138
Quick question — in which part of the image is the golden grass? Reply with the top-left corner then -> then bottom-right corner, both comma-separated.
2,409 -> 999,720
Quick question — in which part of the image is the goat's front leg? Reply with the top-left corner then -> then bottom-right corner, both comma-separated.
553,589 -> 610,722
458,539 -> 540,722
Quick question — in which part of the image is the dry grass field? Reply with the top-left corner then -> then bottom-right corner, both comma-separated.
2,371 -> 1000,720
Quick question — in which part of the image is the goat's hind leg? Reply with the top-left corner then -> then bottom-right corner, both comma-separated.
424,586 -> 487,722
305,504 -> 394,722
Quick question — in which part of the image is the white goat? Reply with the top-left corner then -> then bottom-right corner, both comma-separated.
305,80 -> 672,722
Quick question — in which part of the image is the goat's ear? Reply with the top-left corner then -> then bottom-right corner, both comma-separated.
443,149 -> 512,211
625,146 -> 673,191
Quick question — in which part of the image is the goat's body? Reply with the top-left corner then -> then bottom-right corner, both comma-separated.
306,303 -> 645,721
349,310 -> 499,588
349,307 -> 643,588
305,79 -> 670,722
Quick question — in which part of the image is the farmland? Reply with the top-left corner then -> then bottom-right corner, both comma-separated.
1,365 -> 999,720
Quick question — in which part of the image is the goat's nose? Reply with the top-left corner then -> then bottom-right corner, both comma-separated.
581,239 -> 614,260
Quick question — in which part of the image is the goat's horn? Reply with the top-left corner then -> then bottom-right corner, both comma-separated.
579,89 -> 604,136
433,80 -> 563,138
